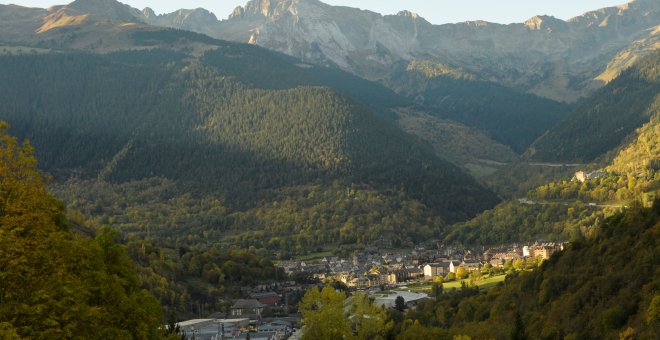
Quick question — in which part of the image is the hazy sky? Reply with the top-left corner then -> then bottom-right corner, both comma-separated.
3,0 -> 629,24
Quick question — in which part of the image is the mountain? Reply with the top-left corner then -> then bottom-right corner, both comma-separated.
142,7 -> 219,35
0,0 -> 573,154
0,0 -> 557,163
606,109 -> 660,177
394,109 -> 518,178
528,50 -> 660,163
447,52 -> 660,245
139,0 -> 659,103
65,0 -> 143,22
0,5 -> 46,41
0,39 -> 499,253
390,61 -> 569,152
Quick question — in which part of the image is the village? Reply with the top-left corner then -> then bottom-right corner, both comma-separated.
175,241 -> 566,339
276,242 -> 565,288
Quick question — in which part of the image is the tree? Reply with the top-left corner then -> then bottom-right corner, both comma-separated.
456,267 -> 469,280
431,283 -> 443,298
349,293 -> 390,340
513,259 -> 525,271
395,296 -> 406,312
0,323 -> 20,340
647,295 -> 660,325
164,313 -> 185,340
511,312 -> 526,340
397,322 -> 448,339
469,270 -> 482,286
299,286 -> 353,340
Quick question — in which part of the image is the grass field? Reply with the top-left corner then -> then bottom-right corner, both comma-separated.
406,274 -> 507,292
292,251 -> 334,262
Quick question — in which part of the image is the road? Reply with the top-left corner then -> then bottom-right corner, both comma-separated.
526,163 -> 585,167
517,198 -> 628,209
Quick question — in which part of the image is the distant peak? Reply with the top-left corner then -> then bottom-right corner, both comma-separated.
142,7 -> 156,19
396,10 -> 419,19
241,0 -> 290,18
68,0 -> 126,11
230,6 -> 245,19
67,0 -> 143,22
567,0 -> 658,24
174,8 -> 217,19
387,10 -> 430,25
463,20 -> 490,28
524,15 -> 566,31
628,0 -> 660,10
230,0 -> 322,20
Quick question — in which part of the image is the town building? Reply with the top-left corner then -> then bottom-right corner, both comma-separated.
230,299 -> 266,318
460,260 -> 482,272
423,262 -> 452,279
249,292 -> 280,307
575,171 -> 607,182
387,268 -> 423,284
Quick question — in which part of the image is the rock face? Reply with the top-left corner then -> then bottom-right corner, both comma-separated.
142,7 -> 219,36
140,0 -> 660,102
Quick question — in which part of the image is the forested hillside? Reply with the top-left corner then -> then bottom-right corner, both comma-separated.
528,50 -> 660,163
390,61 -> 569,152
0,123 -> 164,339
395,109 -> 519,178
449,53 -> 660,246
0,49 -> 498,253
395,201 -> 660,339
445,200 -> 608,245
450,137 -> 657,247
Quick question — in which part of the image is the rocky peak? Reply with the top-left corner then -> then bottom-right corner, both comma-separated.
388,10 -> 431,26
171,8 -> 218,23
229,6 -> 245,19
568,0 -> 659,28
141,7 -> 219,32
396,10 -> 419,20
231,0 -> 286,19
142,7 -> 156,20
524,15 -> 567,32
230,0 -> 324,20
629,0 -> 660,11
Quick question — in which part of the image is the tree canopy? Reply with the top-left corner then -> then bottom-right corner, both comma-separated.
0,122 -> 164,339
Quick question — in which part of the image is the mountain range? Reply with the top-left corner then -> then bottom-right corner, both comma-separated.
2,0 -> 658,105
0,25 -> 502,254
76,0 -> 660,103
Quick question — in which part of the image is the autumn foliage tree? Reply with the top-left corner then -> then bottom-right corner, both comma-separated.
0,122 -> 164,339
299,286 -> 391,340
299,286 -> 353,340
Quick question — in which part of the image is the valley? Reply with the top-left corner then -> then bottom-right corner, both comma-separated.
0,0 -> 657,338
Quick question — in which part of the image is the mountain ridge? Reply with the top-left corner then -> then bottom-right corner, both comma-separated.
528,49 -> 660,163
0,42 -> 499,230
130,0 -> 660,102
1,0 -> 656,104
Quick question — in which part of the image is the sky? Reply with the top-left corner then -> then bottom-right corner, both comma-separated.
3,0 -> 629,25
